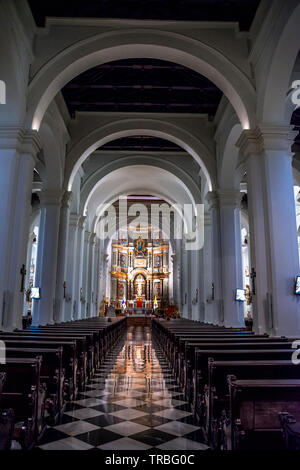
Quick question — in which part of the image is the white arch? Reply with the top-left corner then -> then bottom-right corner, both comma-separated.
66,118 -> 215,191
219,122 -> 243,189
81,157 -> 201,214
28,29 -> 255,131
259,3 -> 300,123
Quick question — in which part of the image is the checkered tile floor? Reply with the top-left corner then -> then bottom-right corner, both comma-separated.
37,326 -> 209,450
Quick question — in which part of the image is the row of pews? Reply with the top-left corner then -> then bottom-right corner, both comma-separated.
0,317 -> 126,450
152,318 -> 300,450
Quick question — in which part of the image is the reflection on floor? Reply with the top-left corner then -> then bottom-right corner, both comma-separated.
37,326 -> 209,450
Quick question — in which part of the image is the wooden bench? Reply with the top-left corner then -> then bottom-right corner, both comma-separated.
193,348 -> 295,422
0,338 -> 78,401
225,377 -> 300,450
0,333 -> 87,393
206,359 -> 300,448
279,412 -> 300,450
0,357 -> 46,449
5,347 -> 64,424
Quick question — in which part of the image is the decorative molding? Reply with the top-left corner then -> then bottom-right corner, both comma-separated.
217,189 -> 243,208
39,190 -> 63,207
236,125 -> 298,162
78,215 -> 87,230
0,127 -> 42,158
61,191 -> 72,208
69,213 -> 81,227
206,191 -> 219,210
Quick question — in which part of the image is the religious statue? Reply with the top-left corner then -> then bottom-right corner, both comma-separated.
246,284 -> 252,305
134,236 -> 147,257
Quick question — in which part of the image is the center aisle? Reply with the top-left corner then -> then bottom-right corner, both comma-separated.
37,326 -> 209,450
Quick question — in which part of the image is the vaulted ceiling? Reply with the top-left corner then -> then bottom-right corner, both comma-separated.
28,0 -> 300,147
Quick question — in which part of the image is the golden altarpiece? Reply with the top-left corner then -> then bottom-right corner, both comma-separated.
110,235 -> 170,312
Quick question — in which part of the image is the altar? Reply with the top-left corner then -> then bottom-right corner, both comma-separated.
126,307 -> 153,317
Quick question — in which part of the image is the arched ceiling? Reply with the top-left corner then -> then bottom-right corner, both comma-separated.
85,165 -> 197,219
60,58 -> 223,119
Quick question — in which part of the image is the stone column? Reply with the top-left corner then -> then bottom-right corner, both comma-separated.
74,216 -> 86,320
23,231 -> 35,316
32,191 -> 62,326
0,129 -> 41,330
94,239 -> 100,316
237,126 -> 300,336
181,244 -> 189,318
203,213 -> 214,324
206,192 -> 223,325
174,239 -> 182,314
87,232 -> 96,317
190,249 -> 199,321
55,191 -> 72,323
64,214 -> 80,322
218,189 -> 244,328
81,230 -> 91,318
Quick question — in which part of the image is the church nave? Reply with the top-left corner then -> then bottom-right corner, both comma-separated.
36,326 -> 208,451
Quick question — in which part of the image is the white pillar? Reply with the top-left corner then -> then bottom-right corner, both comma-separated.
74,216 -> 86,320
181,244 -> 188,318
81,230 -> 91,318
64,214 -> 80,322
87,233 -> 96,317
55,191 -> 72,323
94,239 -> 101,315
237,126 -> 300,336
1,130 -> 41,330
191,249 -> 201,321
218,189 -> 244,328
32,191 -> 62,326
0,131 -> 23,328
23,231 -> 35,316
203,213 -> 214,324
206,192 -> 223,325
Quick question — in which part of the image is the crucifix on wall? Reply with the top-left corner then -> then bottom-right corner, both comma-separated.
250,268 -> 256,295
20,264 -> 26,293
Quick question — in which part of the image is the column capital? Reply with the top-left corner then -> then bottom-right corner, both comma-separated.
89,232 -> 97,245
0,127 -> 42,160
236,125 -> 298,161
39,190 -> 63,207
61,191 -> 72,208
217,189 -> 243,208
84,230 -> 92,242
78,215 -> 87,230
204,213 -> 211,226
206,191 -> 219,210
69,213 -> 81,227
206,190 -> 242,210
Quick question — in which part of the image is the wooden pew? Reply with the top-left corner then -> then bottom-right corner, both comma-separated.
5,347 -> 64,424
279,412 -> 300,450
206,359 -> 300,448
0,372 -> 5,396
193,348 -> 295,425
0,333 -> 87,392
0,338 -> 77,401
0,357 -> 46,449
0,372 -> 14,450
180,338 -> 289,392
225,377 -> 300,450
